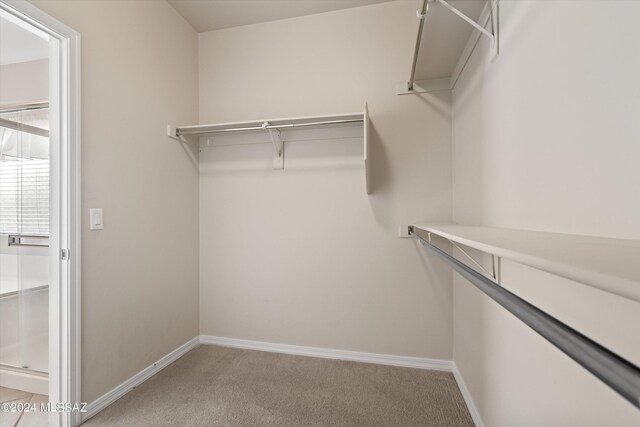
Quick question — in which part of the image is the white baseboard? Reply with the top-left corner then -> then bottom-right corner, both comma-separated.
452,362 -> 484,427
81,336 -> 200,423
0,366 -> 48,395
200,335 -> 452,371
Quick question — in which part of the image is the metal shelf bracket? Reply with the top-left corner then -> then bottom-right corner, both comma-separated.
438,0 -> 495,41
263,122 -> 284,169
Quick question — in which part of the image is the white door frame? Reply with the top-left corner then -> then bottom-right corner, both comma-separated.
0,1 -> 81,426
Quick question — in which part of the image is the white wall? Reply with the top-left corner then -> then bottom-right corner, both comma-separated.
198,1 -> 455,359
452,1 -> 640,425
29,0 -> 200,402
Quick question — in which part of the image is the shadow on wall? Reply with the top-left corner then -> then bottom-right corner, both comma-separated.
179,137 -> 199,170
365,120 -> 396,230
451,44 -> 487,226
450,0 -> 544,227
415,91 -> 451,122
414,236 -> 456,315
198,138 -> 365,175
367,121 -> 390,196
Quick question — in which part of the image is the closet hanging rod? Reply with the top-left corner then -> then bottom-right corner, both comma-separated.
409,226 -> 640,410
176,118 -> 364,137
408,0 -> 429,91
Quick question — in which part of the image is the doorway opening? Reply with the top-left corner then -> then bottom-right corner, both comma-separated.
0,2 -> 80,426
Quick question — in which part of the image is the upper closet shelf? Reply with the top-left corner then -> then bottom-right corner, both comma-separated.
411,224 -> 640,303
399,0 -> 497,95
168,103 -> 371,194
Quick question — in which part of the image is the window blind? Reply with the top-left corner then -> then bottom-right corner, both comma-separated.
0,157 -> 49,235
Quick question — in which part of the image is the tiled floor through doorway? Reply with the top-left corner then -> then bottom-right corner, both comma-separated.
0,386 -> 48,427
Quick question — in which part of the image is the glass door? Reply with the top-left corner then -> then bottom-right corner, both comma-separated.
0,106 -> 50,373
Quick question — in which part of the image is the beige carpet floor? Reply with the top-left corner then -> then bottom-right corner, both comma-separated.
82,345 -> 473,427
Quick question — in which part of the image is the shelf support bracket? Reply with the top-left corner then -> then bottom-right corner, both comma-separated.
450,240 -> 495,280
437,0 -> 494,41
263,122 -> 284,169
492,255 -> 502,284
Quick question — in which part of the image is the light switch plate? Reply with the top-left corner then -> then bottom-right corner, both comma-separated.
90,208 -> 103,230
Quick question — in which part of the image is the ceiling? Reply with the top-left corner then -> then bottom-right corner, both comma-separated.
167,0 -> 393,33
0,15 -> 49,66
169,0 -> 487,81
415,0 -> 486,80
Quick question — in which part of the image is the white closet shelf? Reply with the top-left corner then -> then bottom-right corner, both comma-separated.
411,224 -> 640,303
169,103 -> 371,194
401,0 -> 497,95
174,112 -> 364,136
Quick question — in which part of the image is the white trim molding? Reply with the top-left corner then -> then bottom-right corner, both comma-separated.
200,335 -> 452,371
81,337 -> 200,424
452,362 -> 484,427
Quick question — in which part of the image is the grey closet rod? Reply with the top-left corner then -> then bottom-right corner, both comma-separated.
408,226 -> 640,410
408,0 -> 428,91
